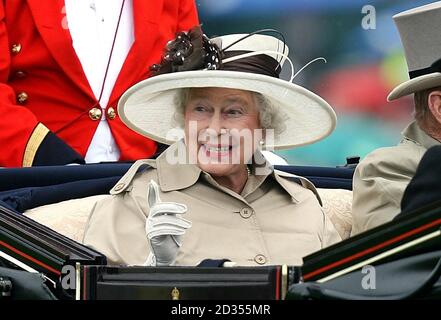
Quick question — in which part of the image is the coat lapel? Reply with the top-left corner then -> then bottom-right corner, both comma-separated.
108,0 -> 164,107
26,0 -> 94,98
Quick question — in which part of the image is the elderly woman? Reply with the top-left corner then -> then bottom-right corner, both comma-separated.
83,27 -> 341,266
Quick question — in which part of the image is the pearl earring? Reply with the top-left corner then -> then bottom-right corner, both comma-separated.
246,165 -> 251,177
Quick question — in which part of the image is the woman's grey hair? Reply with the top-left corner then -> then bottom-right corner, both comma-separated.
172,88 -> 288,136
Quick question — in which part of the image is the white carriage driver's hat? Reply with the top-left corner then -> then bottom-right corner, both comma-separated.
118,26 -> 337,150
388,2 -> 441,101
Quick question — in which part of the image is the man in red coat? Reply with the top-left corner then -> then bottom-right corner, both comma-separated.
0,0 -> 199,167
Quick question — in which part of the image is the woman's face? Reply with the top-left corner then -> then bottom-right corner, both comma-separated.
184,87 -> 262,177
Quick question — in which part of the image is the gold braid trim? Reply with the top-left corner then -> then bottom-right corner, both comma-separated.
22,123 -> 50,167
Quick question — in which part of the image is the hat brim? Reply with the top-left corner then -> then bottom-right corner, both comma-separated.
118,70 -> 337,150
388,72 -> 441,101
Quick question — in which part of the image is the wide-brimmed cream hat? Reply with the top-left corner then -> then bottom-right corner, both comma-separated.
118,28 -> 336,150
388,2 -> 441,101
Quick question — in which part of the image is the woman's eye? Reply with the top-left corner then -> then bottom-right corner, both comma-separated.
194,105 -> 207,113
226,109 -> 243,117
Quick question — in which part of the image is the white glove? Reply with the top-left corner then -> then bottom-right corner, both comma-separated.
144,180 -> 192,266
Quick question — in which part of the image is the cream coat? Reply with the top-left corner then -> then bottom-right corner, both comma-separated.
83,142 -> 341,266
351,121 -> 439,235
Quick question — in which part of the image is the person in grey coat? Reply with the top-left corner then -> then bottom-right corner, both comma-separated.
352,2 -> 441,235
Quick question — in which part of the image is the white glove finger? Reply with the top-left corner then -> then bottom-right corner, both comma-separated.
149,202 -> 187,217
177,215 -> 192,227
147,226 -> 187,239
148,215 -> 192,229
148,223 -> 191,235
147,225 -> 187,236
148,180 -> 162,207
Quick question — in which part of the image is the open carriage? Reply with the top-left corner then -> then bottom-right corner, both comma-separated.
0,159 -> 439,300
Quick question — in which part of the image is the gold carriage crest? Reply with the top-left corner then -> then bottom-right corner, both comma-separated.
171,287 -> 180,300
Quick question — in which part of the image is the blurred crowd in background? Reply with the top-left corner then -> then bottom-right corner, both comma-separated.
197,0 -> 433,166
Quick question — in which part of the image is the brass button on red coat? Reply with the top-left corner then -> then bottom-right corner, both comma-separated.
107,107 -> 116,120
240,207 -> 254,219
254,254 -> 267,265
89,107 -> 102,121
11,43 -> 22,54
17,92 -> 28,104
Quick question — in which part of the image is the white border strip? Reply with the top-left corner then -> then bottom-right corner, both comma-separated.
75,262 -> 81,301
281,264 -> 288,300
0,249 -> 57,288
316,230 -> 441,283
0,249 -> 39,273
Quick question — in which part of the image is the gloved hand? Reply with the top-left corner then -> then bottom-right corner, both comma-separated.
144,180 -> 192,266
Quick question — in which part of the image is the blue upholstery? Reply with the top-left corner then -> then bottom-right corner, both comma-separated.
274,165 -> 355,190
0,177 -> 120,213
0,163 -> 133,192
0,163 -> 355,213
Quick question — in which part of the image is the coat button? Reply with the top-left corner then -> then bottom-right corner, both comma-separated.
107,107 -> 116,120
11,43 -> 22,54
17,92 -> 28,104
89,107 -> 102,121
114,183 -> 125,192
254,254 -> 267,265
15,71 -> 27,78
240,207 -> 254,219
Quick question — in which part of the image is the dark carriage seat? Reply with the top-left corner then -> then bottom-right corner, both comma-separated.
0,163 -> 354,193
0,163 -> 355,242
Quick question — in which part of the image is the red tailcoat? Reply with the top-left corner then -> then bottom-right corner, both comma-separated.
0,0 -> 199,167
